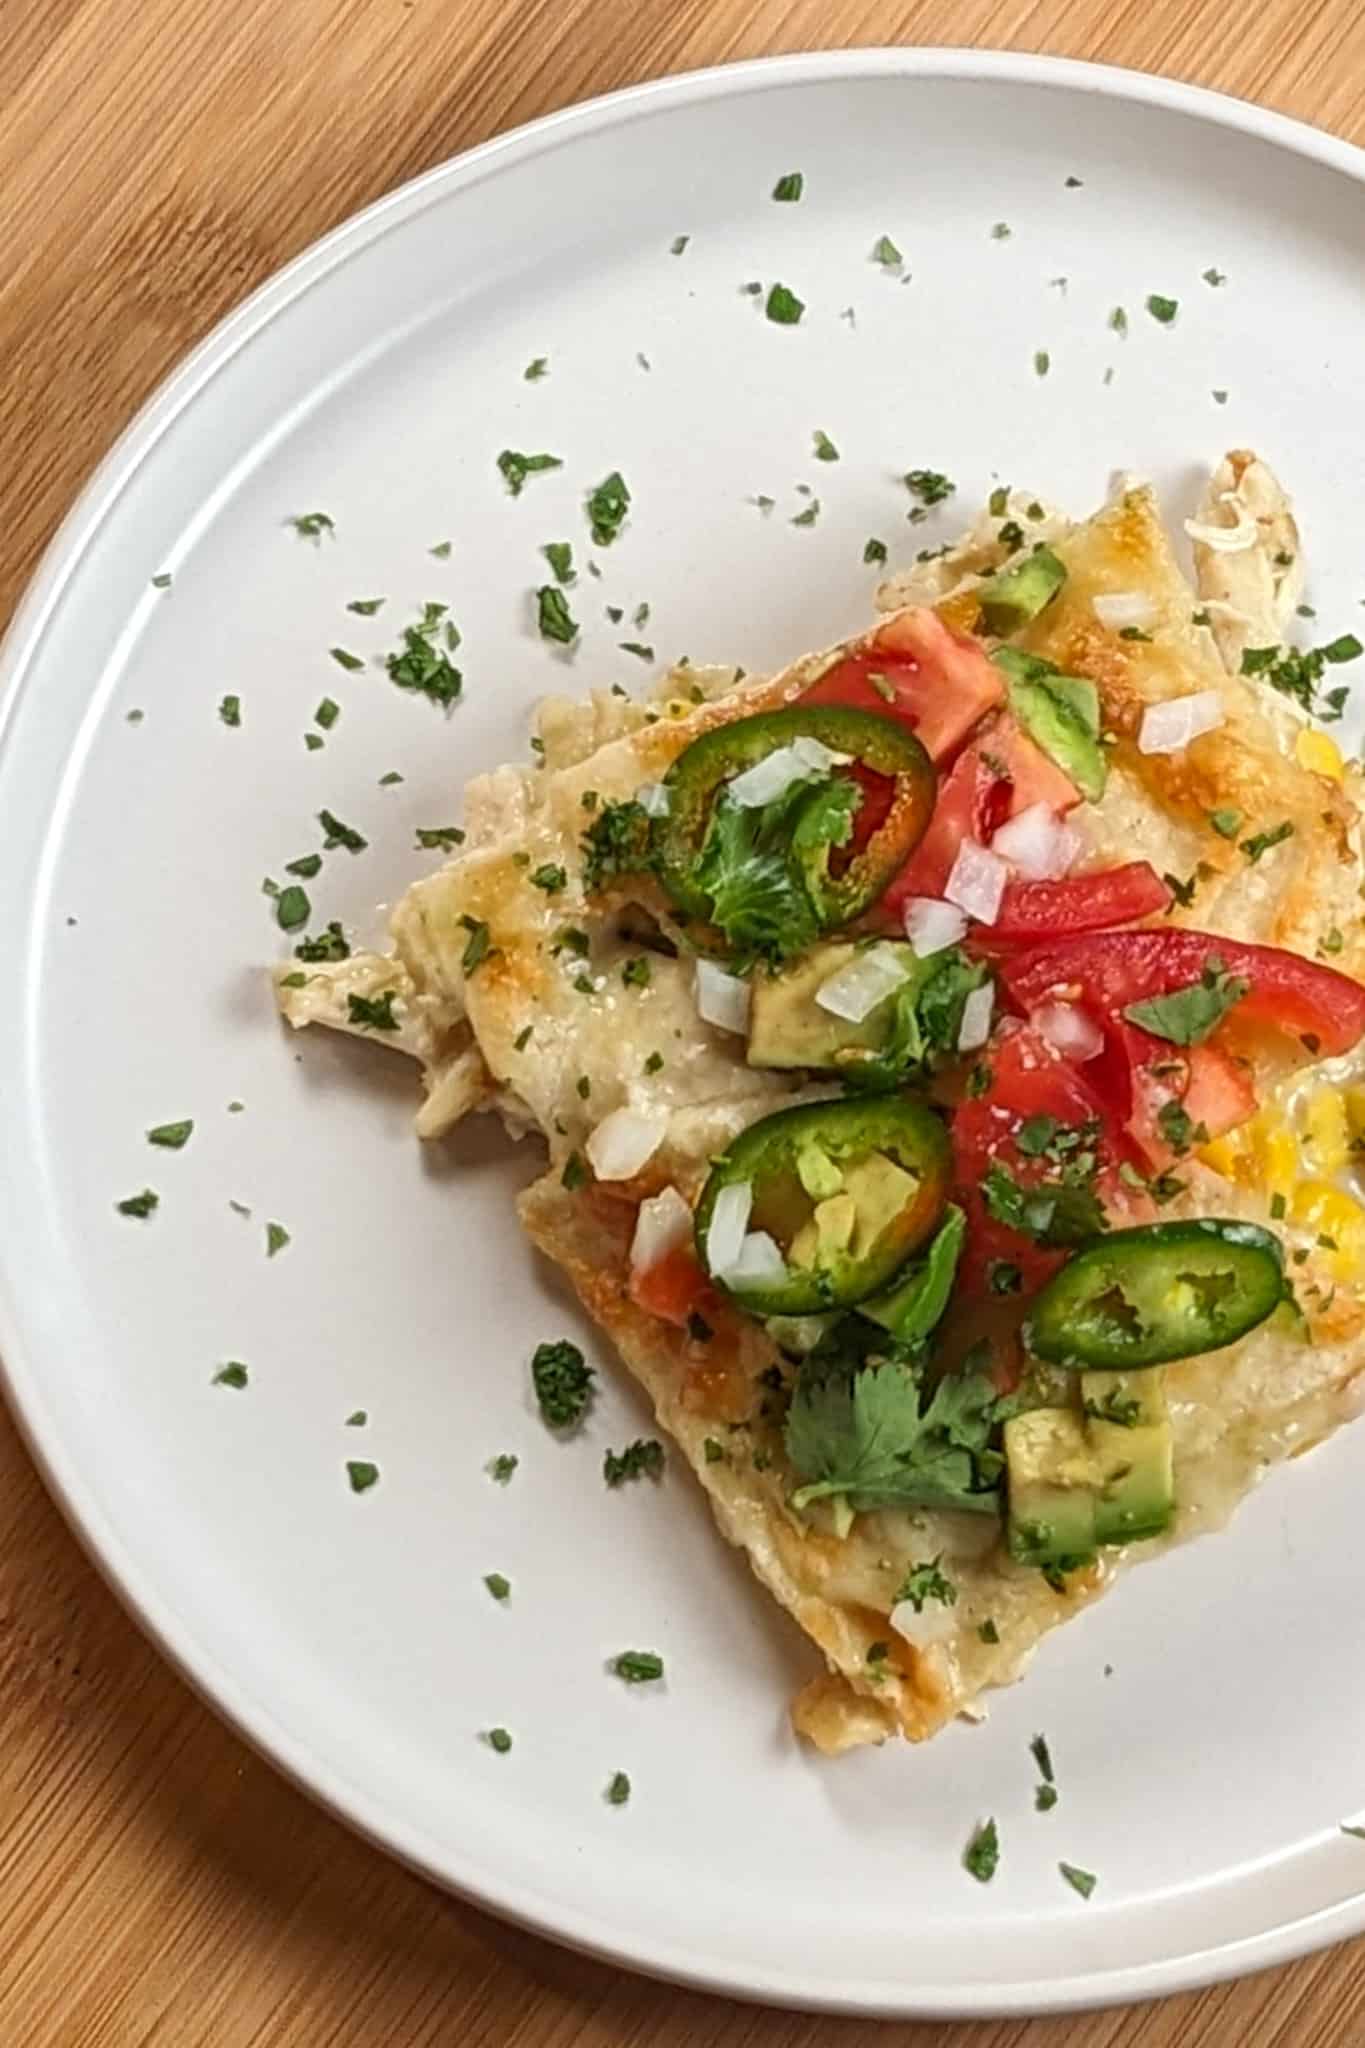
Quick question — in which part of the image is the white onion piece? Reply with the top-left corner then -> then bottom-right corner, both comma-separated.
629,1185 -> 693,1272
705,1180 -> 752,1274
990,802 -> 1082,881
902,896 -> 969,957
725,737 -> 850,809
720,1230 -> 789,1291
944,838 -> 1009,924
636,781 -> 671,818
815,944 -> 910,1023
890,1598 -> 959,1650
695,958 -> 751,1035
1184,502 -> 1259,554
957,982 -> 995,1053
1093,590 -> 1157,631
1137,691 -> 1225,755
587,1105 -> 669,1183
1032,1000 -> 1104,1062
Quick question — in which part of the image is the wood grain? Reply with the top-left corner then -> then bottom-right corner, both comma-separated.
4,2 -> 1365,2042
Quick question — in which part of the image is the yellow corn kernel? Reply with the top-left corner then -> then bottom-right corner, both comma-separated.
1288,1179 -> 1365,1280
1305,1089 -> 1351,1176
1256,1120 -> 1301,1204
1295,727 -> 1345,782
1344,1087 -> 1365,1144
1198,1133 -> 1243,1178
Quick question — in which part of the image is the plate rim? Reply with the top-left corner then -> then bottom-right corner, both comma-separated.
4,45 -> 1365,2018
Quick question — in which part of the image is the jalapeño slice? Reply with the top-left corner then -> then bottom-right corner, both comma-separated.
654,705 -> 934,932
1023,1219 -> 1285,1370
694,1095 -> 951,1314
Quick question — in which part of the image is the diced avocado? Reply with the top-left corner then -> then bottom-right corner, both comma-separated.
994,648 -> 1107,803
976,545 -> 1067,634
1005,1410 -> 1098,1567
1083,1370 -> 1174,1544
748,942 -> 905,1070
796,1141 -> 844,1201
789,1152 -> 919,1271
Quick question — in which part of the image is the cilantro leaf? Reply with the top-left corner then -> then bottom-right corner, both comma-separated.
1241,821 -> 1295,864
981,1162 -> 1106,1246
612,1650 -> 663,1683
318,808 -> 367,852
786,1358 -> 1004,1515
497,449 -> 563,496
346,1460 -> 379,1493
964,1819 -> 1000,1883
586,471 -> 631,546
346,990 -> 399,1031
690,790 -> 822,961
532,1339 -> 595,1427
772,172 -> 804,201
542,541 -> 575,585
1146,294 -> 1178,324
146,1120 -> 194,1149
765,283 -> 804,325
581,798 -> 653,892
894,1555 -> 956,1612
1059,1861 -> 1097,1899
1122,959 -> 1249,1044
459,916 -> 493,976
606,1771 -> 631,1805
872,234 -> 902,267
218,694 -> 241,727
603,1438 -> 665,1485
537,584 -> 579,644
904,469 -> 956,507
1240,636 -> 1361,719
116,1188 -> 159,1219
213,1362 -> 249,1389
294,921 -> 350,962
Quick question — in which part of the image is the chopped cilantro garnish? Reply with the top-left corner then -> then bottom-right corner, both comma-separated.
146,1120 -> 193,1149
218,694 -> 241,727
703,1437 -> 725,1463
290,512 -> 334,540
978,1619 -> 1000,1644
116,1189 -> 159,1219
786,1357 -> 1003,1515
514,1025 -> 533,1052
561,1150 -> 588,1190
894,1556 -> 956,1612
543,541 -> 575,585
606,1771 -> 631,1805
1270,1192 -> 1287,1221
1240,821 -> 1295,864
1034,349 -> 1050,377
1109,305 -> 1128,337
982,1162 -> 1106,1246
872,234 -> 902,267
294,921 -> 350,962
1031,1732 -> 1056,1784
1213,389 -> 1228,405
1156,1099 -> 1207,1156
329,647 -> 364,672
213,1362 -> 249,1389
346,990 -> 399,1031
1119,624 -> 1151,641
532,1338 -> 594,1427
275,885 -> 311,931
497,449 -> 563,496
346,1459 -> 379,1494
384,602 -> 462,707
1202,266 -> 1226,286
621,956 -> 651,988
304,734 -> 324,752
1059,1862 -> 1097,1899
1240,636 -> 1361,720
524,356 -> 548,380
904,469 -> 955,507
347,597 -> 386,615
964,1819 -> 1000,1883
990,221 -> 1011,240
151,572 -> 172,589
538,584 -> 578,644
1321,928 -> 1345,957
1037,1784 -> 1059,1812
813,429 -> 839,462
863,538 -> 888,566
1163,871 -> 1198,909
266,1221 -> 291,1258
346,1410 -> 367,1426
279,971 -> 307,989
286,853 -> 322,878
487,1453 -> 518,1483
612,1651 -> 664,1684
586,471 -> 631,547
582,798 -> 653,892
486,1726 -> 512,1753
318,808 -> 367,852
415,825 -> 465,851
1122,958 -> 1248,1044
1146,294 -> 1178,324
764,283 -> 804,325
483,1572 -> 511,1602
429,540 -> 452,559
790,501 -> 820,528
575,1074 -> 591,1099
315,698 -> 340,730
459,915 -> 493,976
619,641 -> 654,661
1209,807 -> 1243,839
603,1438 -> 665,1485
772,172 -> 804,201
670,234 -> 689,255
530,863 -> 567,894
1065,174 -> 1083,187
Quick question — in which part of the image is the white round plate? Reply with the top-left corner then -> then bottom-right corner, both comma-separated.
4,48 -> 1365,2020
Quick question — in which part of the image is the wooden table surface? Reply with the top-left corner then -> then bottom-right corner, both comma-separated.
5,2 -> 1365,2042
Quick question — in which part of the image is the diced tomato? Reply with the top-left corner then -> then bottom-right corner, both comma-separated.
878,713 -> 1080,915
996,929 -> 1365,1060
803,608 -> 1002,763
1102,1022 -> 1258,1168
627,1245 -> 716,1328
950,1023 -> 1141,1297
979,862 -> 1172,943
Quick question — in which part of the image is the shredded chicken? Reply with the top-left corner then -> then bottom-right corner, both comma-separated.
1188,449 -> 1303,673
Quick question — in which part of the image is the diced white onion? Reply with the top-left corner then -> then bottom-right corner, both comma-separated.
637,781 -> 671,818
1032,1000 -> 1104,1061
725,737 -> 850,809
1137,691 -> 1226,755
957,982 -> 995,1052
891,1598 -> 959,1650
587,1105 -> 669,1183
990,802 -> 1082,881
1184,501 -> 1259,554
695,958 -> 751,1035
1093,590 -> 1157,631
629,1185 -> 693,1273
705,1181 -> 752,1274
902,896 -> 969,957
944,838 -> 1009,925
720,1230 -> 789,1291
815,943 -> 911,1023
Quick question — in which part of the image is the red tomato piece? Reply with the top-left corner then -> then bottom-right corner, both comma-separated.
627,1245 -> 715,1328
950,1023 -> 1140,1297
996,929 -> 1365,1060
980,863 -> 1172,942
803,608 -> 1002,763
879,713 -> 1080,914
1089,1019 -> 1257,1169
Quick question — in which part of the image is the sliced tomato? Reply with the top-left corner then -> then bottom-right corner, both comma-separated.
1101,1022 -> 1258,1168
950,1023 -> 1141,1297
803,608 -> 1002,763
979,862 -> 1172,942
627,1245 -> 716,1328
878,713 -> 1080,915
996,929 -> 1365,1060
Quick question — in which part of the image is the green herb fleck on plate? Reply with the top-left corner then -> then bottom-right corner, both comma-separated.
1146,294 -> 1178,324
213,1362 -> 249,1389
347,597 -> 386,615
487,1453 -> 518,1483
497,449 -> 563,496
964,1819 -> 999,1883
532,1339 -> 594,1427
872,234 -> 902,268
275,885 -> 310,931
813,429 -> 839,462
147,1120 -> 193,1150
612,1650 -> 664,1684
318,808 -> 367,852
538,584 -> 579,645
484,1572 -> 511,1602
266,1221 -> 291,1257
772,171 -> 803,201
346,1459 -> 379,1494
1059,1861 -> 1097,1899
543,541 -> 575,585
218,694 -> 241,727
524,356 -> 548,380
290,512 -> 334,540
606,1770 -> 631,1805
315,697 -> 339,730
486,1726 -> 512,1753
603,1438 -> 665,1486
329,647 -> 364,672
117,1189 -> 159,1219
765,283 -> 804,325
586,471 -> 631,546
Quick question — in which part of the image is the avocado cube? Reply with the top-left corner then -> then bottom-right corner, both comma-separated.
1083,1370 -> 1174,1544
1005,1409 -> 1098,1567
747,941 -> 916,1072
976,545 -> 1067,635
